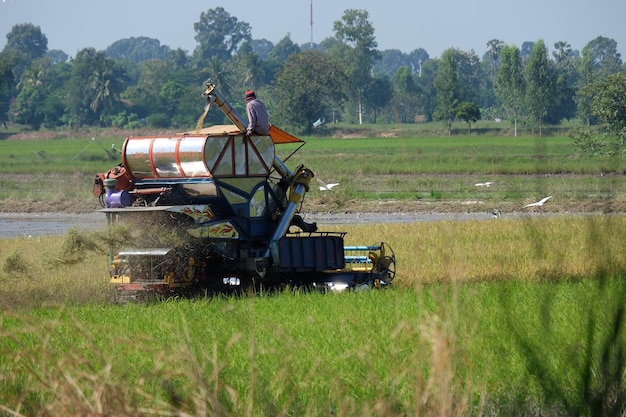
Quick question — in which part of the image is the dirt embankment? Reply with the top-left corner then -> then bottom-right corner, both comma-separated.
0,128 -> 178,142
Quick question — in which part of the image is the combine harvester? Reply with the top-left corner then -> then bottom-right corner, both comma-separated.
94,82 -> 395,299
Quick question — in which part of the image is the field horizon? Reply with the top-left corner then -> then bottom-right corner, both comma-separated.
1,129 -> 624,215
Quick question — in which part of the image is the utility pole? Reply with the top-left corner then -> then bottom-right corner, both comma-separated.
310,0 -> 313,46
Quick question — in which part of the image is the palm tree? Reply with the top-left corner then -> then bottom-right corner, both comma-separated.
89,63 -> 123,115
240,52 -> 266,89
205,56 -> 233,96
17,58 -> 48,90
486,39 -> 504,85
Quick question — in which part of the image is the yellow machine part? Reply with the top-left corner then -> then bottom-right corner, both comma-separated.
110,275 -> 131,284
109,256 -> 131,284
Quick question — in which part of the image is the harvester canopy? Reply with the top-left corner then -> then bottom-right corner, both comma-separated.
181,125 -> 303,145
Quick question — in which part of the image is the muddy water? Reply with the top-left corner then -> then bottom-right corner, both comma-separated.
0,212 -> 107,238
0,211 -> 499,238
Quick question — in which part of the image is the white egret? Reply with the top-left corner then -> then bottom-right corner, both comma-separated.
319,183 -> 339,191
312,118 -> 325,128
523,196 -> 552,208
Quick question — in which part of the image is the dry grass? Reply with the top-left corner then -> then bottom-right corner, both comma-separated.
0,232 -> 111,309
325,214 -> 626,285
2,215 -> 625,310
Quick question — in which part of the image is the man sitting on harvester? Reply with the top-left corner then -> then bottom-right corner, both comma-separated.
244,90 -> 270,137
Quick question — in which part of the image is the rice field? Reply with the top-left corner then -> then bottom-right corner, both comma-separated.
1,134 -> 625,213
1,131 -> 625,415
1,215 -> 625,416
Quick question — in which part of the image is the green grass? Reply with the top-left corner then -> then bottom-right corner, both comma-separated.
1,216 -> 626,415
0,134 -> 624,213
286,135 -> 621,176
0,136 -> 126,175
1,279 -> 624,416
279,135 -> 625,212
317,119 -> 583,139
0,135 -> 126,211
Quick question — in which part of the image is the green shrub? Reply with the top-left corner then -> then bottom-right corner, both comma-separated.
146,113 -> 170,128
2,251 -> 29,274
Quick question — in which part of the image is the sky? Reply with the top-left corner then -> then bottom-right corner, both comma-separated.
1,0 -> 625,60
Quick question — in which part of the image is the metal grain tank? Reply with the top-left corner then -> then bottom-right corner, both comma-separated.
123,133 -> 275,180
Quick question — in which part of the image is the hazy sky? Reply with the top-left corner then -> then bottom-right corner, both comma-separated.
1,0 -> 624,59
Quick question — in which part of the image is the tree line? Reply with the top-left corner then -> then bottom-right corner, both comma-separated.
0,7 -> 624,140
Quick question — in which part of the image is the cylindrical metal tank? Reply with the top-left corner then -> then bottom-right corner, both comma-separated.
122,134 -> 276,180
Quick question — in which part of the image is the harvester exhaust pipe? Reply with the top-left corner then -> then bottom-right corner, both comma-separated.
203,82 -> 247,132
264,166 -> 314,267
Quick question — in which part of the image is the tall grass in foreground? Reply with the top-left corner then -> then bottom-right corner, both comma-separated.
1,215 -> 625,416
1,281 -> 624,416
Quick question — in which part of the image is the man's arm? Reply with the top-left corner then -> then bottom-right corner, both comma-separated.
246,104 -> 255,136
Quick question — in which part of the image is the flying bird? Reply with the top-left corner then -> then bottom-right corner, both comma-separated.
474,181 -> 493,187
312,118 -> 325,128
523,196 -> 552,208
319,183 -> 339,191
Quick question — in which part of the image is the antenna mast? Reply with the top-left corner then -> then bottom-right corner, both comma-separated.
310,0 -> 313,46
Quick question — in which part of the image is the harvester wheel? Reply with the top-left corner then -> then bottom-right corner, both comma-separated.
376,255 -> 396,282
374,242 -> 396,283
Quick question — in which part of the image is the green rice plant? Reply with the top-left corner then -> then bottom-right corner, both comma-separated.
1,279 -> 624,416
1,134 -> 625,213
0,136 -> 127,175
286,135 -> 603,176
0,290 -> 469,416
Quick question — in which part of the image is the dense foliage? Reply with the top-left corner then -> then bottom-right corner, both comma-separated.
0,8 -> 624,138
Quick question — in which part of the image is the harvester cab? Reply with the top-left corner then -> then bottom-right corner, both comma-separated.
94,82 -> 395,298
